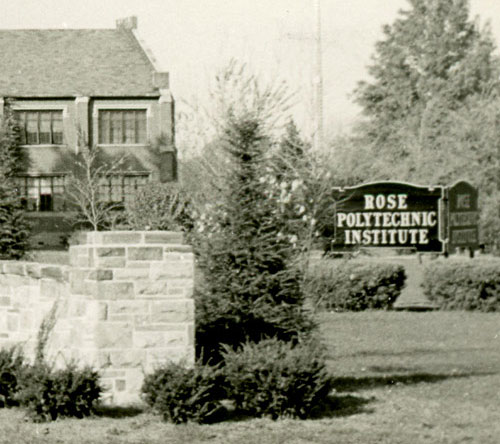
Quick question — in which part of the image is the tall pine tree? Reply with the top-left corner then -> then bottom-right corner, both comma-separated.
194,112 -> 315,363
0,107 -> 30,259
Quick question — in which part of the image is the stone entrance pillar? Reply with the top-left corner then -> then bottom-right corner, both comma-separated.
67,231 -> 194,404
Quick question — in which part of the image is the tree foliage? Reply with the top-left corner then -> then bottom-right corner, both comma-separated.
355,0 -> 499,142
65,143 -> 125,231
0,107 -> 30,258
347,0 -> 500,248
123,182 -> 192,232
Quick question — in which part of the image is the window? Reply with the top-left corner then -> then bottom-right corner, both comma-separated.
13,175 -> 66,212
98,174 -> 149,204
98,110 -> 147,144
16,111 -> 63,145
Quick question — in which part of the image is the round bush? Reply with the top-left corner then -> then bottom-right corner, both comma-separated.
142,361 -> 223,424
16,363 -> 102,421
222,338 -> 332,419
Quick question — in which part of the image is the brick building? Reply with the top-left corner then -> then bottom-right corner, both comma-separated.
0,17 -> 176,247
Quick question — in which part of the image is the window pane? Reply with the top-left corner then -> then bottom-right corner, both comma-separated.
40,177 -> 52,195
26,112 -> 39,144
53,176 -> 65,194
98,176 -> 111,202
136,111 -> 146,143
52,112 -> 63,144
110,112 -> 123,144
27,177 -> 38,211
16,112 -> 27,145
110,175 -> 122,202
39,112 -> 51,144
14,177 -> 27,197
40,194 -> 52,212
99,111 -> 110,144
124,111 -> 136,143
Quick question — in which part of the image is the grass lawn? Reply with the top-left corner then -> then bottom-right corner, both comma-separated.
1,311 -> 499,444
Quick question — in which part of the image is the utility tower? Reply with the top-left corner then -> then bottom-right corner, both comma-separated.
313,0 -> 324,152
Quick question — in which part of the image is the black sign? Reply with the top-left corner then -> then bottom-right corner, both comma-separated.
333,181 -> 444,252
447,180 -> 479,252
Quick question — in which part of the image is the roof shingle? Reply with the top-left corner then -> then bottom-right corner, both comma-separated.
0,29 -> 161,97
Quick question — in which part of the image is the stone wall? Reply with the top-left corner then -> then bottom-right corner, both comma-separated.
0,231 -> 195,405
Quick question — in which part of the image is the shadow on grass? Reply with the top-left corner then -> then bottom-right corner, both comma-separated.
94,405 -> 145,418
215,394 -> 375,422
332,370 -> 496,393
331,346 -> 500,360
311,393 -> 375,419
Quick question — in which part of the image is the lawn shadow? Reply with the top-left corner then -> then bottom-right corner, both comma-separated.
94,405 -> 145,418
311,393 -> 375,419
332,370 -> 496,393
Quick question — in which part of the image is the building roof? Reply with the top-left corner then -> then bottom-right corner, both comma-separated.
0,27 -> 164,97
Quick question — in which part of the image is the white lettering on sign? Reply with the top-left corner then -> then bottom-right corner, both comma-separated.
336,211 -> 437,229
449,212 -> 478,227
451,229 -> 478,244
364,194 -> 408,210
344,228 -> 430,245
456,194 -> 471,209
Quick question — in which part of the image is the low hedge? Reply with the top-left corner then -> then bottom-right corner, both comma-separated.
306,259 -> 406,311
222,338 -> 331,419
422,258 -> 500,311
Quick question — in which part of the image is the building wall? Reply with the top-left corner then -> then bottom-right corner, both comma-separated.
0,231 -> 194,405
3,96 -> 176,248
9,96 -> 175,181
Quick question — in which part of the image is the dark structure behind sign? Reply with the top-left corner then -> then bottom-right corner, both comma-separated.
447,180 -> 479,253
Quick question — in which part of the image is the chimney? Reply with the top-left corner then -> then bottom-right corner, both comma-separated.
152,72 -> 169,89
116,16 -> 138,31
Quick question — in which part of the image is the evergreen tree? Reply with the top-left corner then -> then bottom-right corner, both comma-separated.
194,112 -> 315,363
0,108 -> 30,259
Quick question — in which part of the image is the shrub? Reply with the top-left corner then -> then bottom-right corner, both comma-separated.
123,182 -> 192,231
16,363 -> 102,421
222,338 -> 331,419
422,258 -> 500,311
306,259 -> 406,311
141,360 -> 223,424
0,346 -> 25,407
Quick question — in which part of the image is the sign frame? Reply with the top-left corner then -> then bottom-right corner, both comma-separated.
331,180 -> 445,253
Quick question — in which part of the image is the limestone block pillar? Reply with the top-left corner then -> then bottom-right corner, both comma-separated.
68,230 -> 195,405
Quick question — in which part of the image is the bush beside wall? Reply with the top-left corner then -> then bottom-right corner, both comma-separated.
16,363 -> 102,422
0,346 -> 25,407
141,360 -> 223,424
422,258 -> 500,311
306,259 -> 406,311
222,338 -> 331,420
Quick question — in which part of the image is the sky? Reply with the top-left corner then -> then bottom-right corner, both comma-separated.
1,0 -> 500,139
